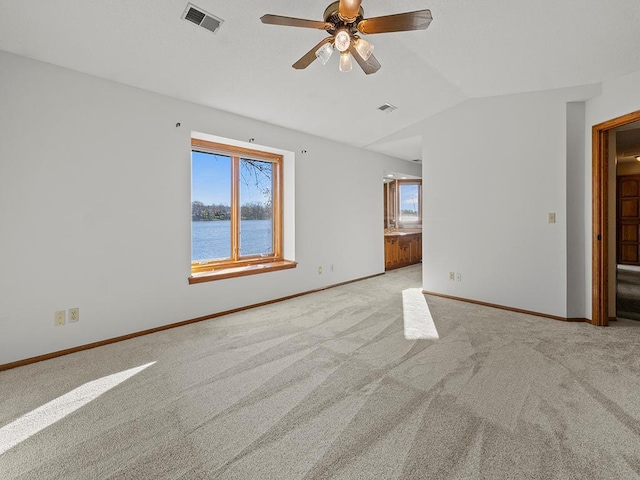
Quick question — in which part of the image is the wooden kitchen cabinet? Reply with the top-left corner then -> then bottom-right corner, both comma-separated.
410,235 -> 422,263
398,236 -> 411,265
385,237 -> 399,269
384,233 -> 422,270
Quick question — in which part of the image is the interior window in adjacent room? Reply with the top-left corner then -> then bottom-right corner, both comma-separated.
397,180 -> 422,228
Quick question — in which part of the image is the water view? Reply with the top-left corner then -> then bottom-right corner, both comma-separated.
192,219 -> 273,262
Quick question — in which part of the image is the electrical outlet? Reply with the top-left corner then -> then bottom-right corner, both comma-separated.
55,310 -> 65,326
449,272 -> 455,281
68,307 -> 79,323
318,266 -> 322,275
455,273 -> 462,283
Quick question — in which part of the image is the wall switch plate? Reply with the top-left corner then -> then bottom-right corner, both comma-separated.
449,272 -> 455,281
68,307 -> 79,323
318,266 -> 322,275
455,273 -> 462,283
55,310 -> 65,326
548,212 -> 556,223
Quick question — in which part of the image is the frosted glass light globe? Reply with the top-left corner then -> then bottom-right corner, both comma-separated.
339,52 -> 353,72
335,30 -> 351,52
315,42 -> 334,65
354,38 -> 374,61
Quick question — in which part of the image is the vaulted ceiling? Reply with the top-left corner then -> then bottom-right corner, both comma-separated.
1,0 -> 639,161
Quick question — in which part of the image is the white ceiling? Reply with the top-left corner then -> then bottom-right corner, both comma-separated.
1,0 -> 639,161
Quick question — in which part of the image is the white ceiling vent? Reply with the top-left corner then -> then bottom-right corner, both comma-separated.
378,103 -> 397,113
182,3 -> 223,34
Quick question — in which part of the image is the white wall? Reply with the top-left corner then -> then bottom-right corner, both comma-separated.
584,70 -> 640,319
566,102 -> 587,318
0,50 -> 419,365
421,86 -> 599,317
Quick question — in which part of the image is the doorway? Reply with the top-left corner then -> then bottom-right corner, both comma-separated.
592,109 -> 640,326
383,172 -> 423,271
614,124 -> 640,320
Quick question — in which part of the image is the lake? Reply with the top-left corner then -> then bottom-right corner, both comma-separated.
192,219 -> 273,262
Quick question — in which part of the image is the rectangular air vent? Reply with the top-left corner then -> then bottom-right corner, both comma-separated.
378,103 -> 397,113
182,3 -> 223,34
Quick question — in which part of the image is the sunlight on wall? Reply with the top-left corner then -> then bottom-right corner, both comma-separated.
0,362 -> 155,456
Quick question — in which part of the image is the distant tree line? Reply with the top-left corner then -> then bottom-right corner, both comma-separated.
192,201 -> 271,221
192,201 -> 229,221
240,202 -> 272,220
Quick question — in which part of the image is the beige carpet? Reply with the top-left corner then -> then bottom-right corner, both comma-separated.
1,264 -> 640,479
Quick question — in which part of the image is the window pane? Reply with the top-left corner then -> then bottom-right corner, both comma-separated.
239,158 -> 273,257
399,184 -> 420,222
191,151 -> 232,262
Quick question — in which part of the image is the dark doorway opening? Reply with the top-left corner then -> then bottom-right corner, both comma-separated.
593,110 -> 640,326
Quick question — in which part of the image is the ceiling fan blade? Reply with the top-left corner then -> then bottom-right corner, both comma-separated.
357,9 -> 433,34
261,14 -> 332,30
348,45 -> 381,75
338,0 -> 363,23
292,37 -> 334,70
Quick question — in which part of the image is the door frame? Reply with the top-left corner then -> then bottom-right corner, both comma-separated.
592,109 -> 640,326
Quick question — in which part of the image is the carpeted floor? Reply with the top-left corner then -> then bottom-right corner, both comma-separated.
1,264 -> 640,479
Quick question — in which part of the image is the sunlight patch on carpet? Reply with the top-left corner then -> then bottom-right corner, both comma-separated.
0,362 -> 155,456
402,288 -> 439,340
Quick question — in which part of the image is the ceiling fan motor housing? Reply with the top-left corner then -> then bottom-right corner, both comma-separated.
324,1 -> 364,31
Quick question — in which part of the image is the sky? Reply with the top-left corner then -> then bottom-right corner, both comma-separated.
192,152 -> 231,206
400,184 -> 419,213
192,151 -> 272,206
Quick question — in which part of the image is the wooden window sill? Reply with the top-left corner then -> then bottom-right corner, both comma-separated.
189,260 -> 297,284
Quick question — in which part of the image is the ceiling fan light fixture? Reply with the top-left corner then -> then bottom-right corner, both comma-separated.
261,2 -> 433,75
315,42 -> 334,65
334,29 -> 351,52
339,52 -> 353,72
354,37 -> 374,61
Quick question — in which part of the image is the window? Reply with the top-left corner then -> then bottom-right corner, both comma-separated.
189,139 -> 295,283
384,179 -> 422,229
398,181 -> 421,225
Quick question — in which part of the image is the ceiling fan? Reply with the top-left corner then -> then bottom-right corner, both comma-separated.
261,0 -> 432,75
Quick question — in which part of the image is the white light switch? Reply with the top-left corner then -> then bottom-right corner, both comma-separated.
548,213 -> 556,224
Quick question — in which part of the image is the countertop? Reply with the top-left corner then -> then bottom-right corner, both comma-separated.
384,229 -> 422,237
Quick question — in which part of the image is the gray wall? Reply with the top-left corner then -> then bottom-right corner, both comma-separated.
0,51 -> 420,365
420,85 -> 600,318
